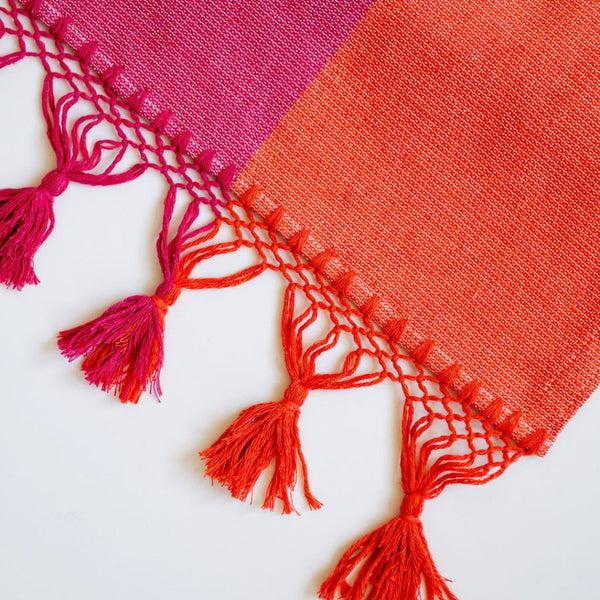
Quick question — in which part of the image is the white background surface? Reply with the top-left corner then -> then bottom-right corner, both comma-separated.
0,52 -> 599,600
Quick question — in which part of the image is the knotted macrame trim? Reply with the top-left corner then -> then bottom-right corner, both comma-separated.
0,1 -> 548,597
8,0 -> 549,454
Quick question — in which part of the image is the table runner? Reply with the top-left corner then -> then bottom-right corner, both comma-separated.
0,1 -> 598,598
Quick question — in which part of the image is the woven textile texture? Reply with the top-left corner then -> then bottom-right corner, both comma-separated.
0,0 -> 598,597
17,0 -> 600,451
238,1 -> 600,449
33,0 -> 373,166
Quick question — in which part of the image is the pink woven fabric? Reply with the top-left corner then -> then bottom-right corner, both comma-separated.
39,0 -> 372,168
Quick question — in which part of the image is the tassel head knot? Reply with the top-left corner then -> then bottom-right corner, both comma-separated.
40,170 -> 69,197
153,280 -> 182,311
282,380 -> 309,408
400,492 -> 425,520
200,380 -> 321,513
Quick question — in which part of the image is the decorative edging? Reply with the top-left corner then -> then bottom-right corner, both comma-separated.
12,0 -> 550,456
0,3 -> 552,596
236,182 -> 549,456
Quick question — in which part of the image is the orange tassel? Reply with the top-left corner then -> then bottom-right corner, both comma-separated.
200,381 -> 321,514
319,493 -> 456,600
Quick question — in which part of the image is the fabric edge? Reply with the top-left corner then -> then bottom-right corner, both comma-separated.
233,178 -> 555,456
20,0 -> 552,457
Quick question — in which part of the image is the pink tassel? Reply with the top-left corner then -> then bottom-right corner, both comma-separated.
57,189 -> 198,403
0,70 -> 146,290
58,294 -> 169,403
0,171 -> 68,289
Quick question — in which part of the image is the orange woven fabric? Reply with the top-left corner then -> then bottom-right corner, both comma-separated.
235,0 -> 600,451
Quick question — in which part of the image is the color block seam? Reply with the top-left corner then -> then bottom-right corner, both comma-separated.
0,3 -> 551,594
18,0 -> 548,456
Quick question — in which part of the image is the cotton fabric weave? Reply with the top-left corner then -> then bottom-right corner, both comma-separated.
44,0 -> 372,165
237,0 -> 600,448
26,0 -> 600,450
